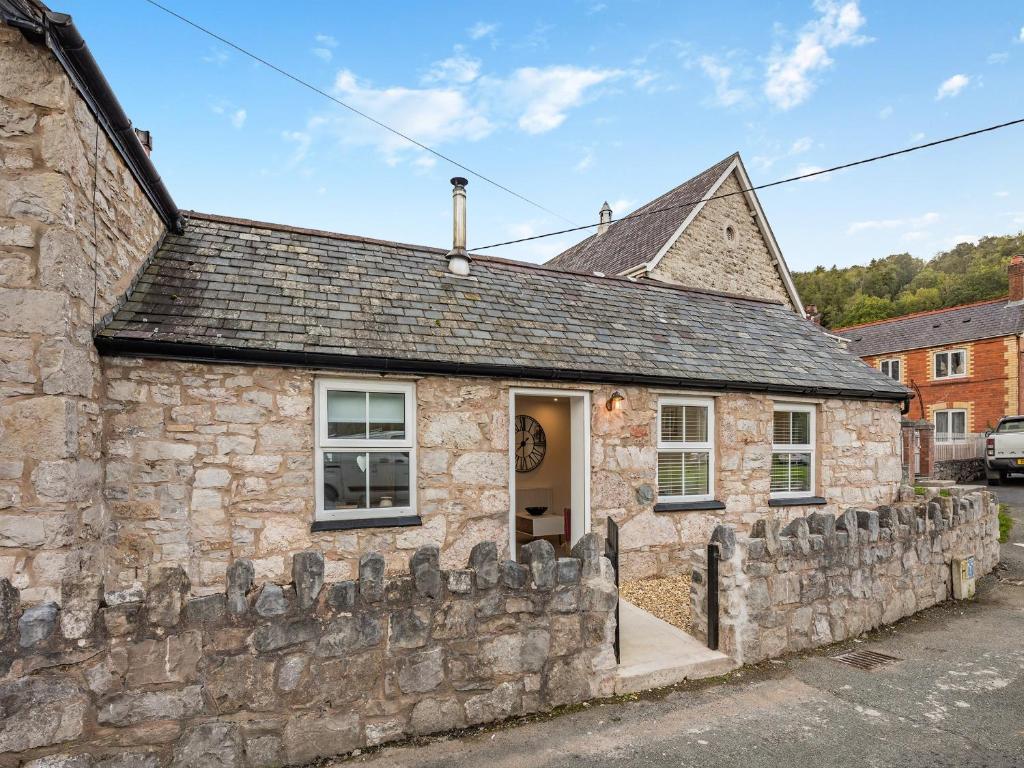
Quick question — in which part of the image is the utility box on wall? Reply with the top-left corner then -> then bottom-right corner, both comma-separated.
952,556 -> 976,599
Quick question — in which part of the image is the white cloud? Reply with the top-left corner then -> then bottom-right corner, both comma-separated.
492,66 -> 622,134
795,163 -> 828,181
764,0 -> 871,110
995,190 -> 1011,198
281,129 -> 313,165
608,199 -> 634,216
698,56 -> 747,107
936,73 -> 969,99
230,109 -> 247,129
423,48 -> 481,84
468,21 -> 498,40
312,33 -> 338,62
575,148 -> 595,172
911,131 -> 925,142
846,211 -> 940,235
988,52 -> 1009,64
329,69 -> 493,163
1019,25 -> 1024,42
878,105 -> 893,119
790,136 -> 814,154
202,48 -> 228,66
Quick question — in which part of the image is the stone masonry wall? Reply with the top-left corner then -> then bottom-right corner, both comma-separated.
690,486 -> 999,665
647,170 -> 795,309
0,534 -> 617,767
99,358 -> 903,595
0,24 -> 165,602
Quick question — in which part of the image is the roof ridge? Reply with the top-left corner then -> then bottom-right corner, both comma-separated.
181,210 -> 784,308
181,210 -> 450,255
833,296 -> 1010,332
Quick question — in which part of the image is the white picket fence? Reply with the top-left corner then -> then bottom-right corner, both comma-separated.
933,432 -> 986,462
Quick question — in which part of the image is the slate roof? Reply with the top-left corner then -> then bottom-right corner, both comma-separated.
95,212 -> 909,401
544,154 -> 736,275
835,299 -> 1024,358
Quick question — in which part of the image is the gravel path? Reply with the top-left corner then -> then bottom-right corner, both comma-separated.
619,574 -> 691,630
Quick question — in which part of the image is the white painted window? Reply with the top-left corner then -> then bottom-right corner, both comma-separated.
933,349 -> 966,379
315,379 -> 416,521
657,397 -> 714,502
771,404 -> 815,498
935,409 -> 967,444
879,358 -> 901,381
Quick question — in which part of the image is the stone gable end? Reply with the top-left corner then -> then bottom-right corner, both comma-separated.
647,170 -> 794,308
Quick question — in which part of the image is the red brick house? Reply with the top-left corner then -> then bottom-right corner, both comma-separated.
835,256 -> 1024,443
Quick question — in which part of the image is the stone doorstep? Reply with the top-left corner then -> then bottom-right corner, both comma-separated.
613,599 -> 737,695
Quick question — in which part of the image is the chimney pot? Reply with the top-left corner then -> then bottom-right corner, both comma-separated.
598,201 -> 612,236
1010,254 -> 1024,302
447,177 -> 470,276
134,128 -> 153,156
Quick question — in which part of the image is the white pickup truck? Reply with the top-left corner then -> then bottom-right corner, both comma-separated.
985,415 -> 1024,484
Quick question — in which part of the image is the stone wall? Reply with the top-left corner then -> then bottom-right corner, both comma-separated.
0,24 -> 165,602
0,534 -> 617,767
933,458 -> 985,484
647,170 -> 795,309
690,486 -> 999,665
100,358 -> 903,594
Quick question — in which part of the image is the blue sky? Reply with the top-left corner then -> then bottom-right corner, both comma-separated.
60,1 -> 1024,271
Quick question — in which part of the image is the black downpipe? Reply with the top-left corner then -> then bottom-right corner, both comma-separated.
706,543 -> 720,651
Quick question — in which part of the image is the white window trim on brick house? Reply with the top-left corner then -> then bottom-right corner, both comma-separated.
933,349 -> 967,380
770,403 -> 816,499
879,358 -> 901,382
656,396 -> 715,503
934,408 -> 968,444
314,378 -> 417,522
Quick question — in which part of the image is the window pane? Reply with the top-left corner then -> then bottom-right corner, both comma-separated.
661,404 -> 708,443
660,405 -> 684,442
368,392 -> 406,439
771,452 -> 811,493
327,391 -> 366,439
890,361 -> 900,380
368,452 -> 410,508
935,354 -> 949,378
683,452 -> 709,496
322,451 -> 367,509
774,410 -> 810,446
951,351 -> 964,375
936,411 -> 949,437
952,411 -> 966,437
657,452 -> 683,496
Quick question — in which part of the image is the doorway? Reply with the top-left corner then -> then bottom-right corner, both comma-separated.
508,388 -> 590,558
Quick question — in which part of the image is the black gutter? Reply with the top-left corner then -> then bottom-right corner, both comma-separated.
0,1 -> 182,233
93,336 -> 912,404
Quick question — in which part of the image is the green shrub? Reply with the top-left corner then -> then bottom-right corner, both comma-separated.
998,504 -> 1014,544
914,486 -> 925,496
939,489 -> 951,497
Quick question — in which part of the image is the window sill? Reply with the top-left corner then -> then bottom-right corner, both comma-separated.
768,496 -> 826,507
654,500 -> 726,513
311,515 -> 422,532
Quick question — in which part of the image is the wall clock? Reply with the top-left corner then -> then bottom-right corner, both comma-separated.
514,414 -> 547,472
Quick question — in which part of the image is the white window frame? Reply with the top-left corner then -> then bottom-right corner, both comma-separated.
314,378 -> 417,522
934,408 -> 968,444
933,349 -> 967,380
879,358 -> 901,382
656,396 -> 715,503
771,403 -> 816,499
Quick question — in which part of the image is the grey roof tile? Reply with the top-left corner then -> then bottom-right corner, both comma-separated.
545,154 -> 736,275
835,299 -> 1024,357
96,212 -> 907,401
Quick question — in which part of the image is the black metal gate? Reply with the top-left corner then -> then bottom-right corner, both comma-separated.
606,517 -> 620,663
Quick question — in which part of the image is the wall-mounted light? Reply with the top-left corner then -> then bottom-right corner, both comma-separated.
606,390 -> 625,411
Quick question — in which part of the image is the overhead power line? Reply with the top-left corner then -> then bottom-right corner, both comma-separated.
470,116 -> 1024,252
139,0 -> 577,226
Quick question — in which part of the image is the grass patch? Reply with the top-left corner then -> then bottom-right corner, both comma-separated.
914,486 -> 926,496
998,503 -> 1014,544
939,489 -> 951,497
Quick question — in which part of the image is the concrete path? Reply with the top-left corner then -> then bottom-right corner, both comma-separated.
335,486 -> 1024,768
614,598 -> 735,694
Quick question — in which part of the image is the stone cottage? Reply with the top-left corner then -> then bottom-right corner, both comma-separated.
0,0 -> 909,605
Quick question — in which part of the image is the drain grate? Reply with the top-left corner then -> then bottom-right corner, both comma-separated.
830,649 -> 901,671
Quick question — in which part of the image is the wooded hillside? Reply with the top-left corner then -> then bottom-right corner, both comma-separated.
794,232 -> 1024,329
